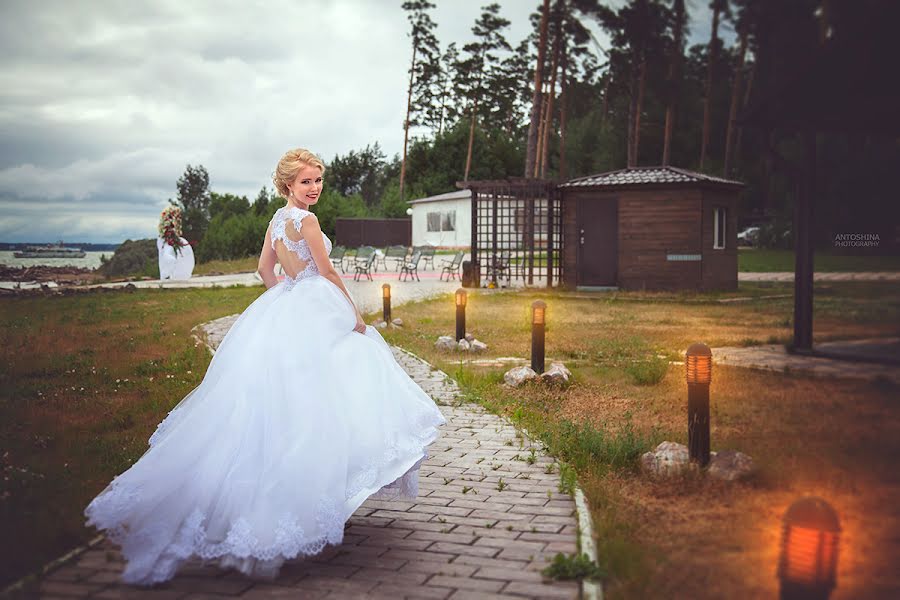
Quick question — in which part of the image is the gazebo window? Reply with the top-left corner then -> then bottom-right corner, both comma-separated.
714,207 -> 727,249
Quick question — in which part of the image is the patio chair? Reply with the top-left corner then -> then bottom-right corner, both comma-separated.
377,245 -> 409,271
353,252 -> 376,281
439,251 -> 465,281
355,245 -> 376,270
329,246 -> 347,273
420,246 -> 437,270
486,250 -> 512,286
343,247 -> 358,273
399,250 -> 423,282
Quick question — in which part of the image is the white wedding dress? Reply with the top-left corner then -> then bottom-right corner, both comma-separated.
85,205 -> 446,585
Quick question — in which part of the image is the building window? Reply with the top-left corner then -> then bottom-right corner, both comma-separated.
427,210 -> 456,232
714,207 -> 726,249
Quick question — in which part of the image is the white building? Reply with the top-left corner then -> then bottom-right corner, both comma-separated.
407,190 -> 472,249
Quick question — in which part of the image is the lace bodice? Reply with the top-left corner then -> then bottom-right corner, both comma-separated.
270,206 -> 332,289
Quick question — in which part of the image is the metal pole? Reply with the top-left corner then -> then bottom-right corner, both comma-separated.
687,383 -> 710,466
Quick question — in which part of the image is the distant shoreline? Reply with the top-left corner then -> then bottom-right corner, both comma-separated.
0,242 -> 120,251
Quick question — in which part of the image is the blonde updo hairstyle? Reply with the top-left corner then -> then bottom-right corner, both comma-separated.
272,148 -> 326,198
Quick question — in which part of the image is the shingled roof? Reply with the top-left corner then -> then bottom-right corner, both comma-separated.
559,166 -> 744,189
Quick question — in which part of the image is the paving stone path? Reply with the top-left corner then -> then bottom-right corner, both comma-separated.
25,314 -> 585,599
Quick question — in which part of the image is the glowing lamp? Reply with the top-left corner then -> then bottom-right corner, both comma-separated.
685,342 -> 712,384
455,288 -> 467,341
531,300 -> 547,374
382,284 -> 391,322
778,497 -> 840,600
685,342 -> 712,466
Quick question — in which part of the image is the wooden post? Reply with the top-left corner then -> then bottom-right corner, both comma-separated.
793,130 -> 815,351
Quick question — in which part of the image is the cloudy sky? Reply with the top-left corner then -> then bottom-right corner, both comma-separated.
0,0 -> 731,244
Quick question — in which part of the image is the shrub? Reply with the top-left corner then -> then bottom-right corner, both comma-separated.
97,239 -> 157,278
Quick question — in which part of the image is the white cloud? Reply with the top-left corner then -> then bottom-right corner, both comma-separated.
0,0 -> 724,243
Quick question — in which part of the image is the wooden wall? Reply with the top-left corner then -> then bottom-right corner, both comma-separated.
560,185 -> 739,291
700,190 -> 739,291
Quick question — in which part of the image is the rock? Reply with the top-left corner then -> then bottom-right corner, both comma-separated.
124,283 -> 136,292
458,339 -> 470,351
708,450 -> 754,481
435,336 -> 457,351
377,321 -> 388,329
541,362 -> 572,386
504,366 -> 538,387
464,332 -> 475,342
391,318 -> 403,327
641,441 -> 691,477
470,339 -> 488,353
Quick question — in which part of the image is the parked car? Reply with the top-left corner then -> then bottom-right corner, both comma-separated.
737,226 -> 761,247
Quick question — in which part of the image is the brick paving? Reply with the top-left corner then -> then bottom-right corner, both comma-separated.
21,315 -> 584,599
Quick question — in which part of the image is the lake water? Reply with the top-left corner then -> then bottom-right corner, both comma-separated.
0,251 -> 110,270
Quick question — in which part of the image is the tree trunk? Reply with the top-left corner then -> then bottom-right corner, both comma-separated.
535,87 -> 548,177
399,42 -> 418,202
662,0 -> 685,166
525,0 -> 551,177
464,98 -> 478,182
627,62 -> 638,168
733,60 -> 755,169
540,16 -> 562,179
632,50 -> 647,168
699,5 -> 721,170
601,71 -> 611,127
724,29 -> 748,177
559,35 -> 569,181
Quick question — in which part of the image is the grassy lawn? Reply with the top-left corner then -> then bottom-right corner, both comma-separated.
2,281 -> 899,597
0,286 -> 262,589
375,281 -> 900,599
738,248 -> 900,272
191,256 -> 259,276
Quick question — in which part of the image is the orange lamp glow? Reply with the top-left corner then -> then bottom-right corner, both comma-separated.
382,283 -> 391,299
532,300 -> 546,325
455,288 -> 467,307
685,343 -> 712,385
778,497 -> 840,599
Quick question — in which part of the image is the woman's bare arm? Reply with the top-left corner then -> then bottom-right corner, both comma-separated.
257,223 -> 279,289
293,213 -> 364,323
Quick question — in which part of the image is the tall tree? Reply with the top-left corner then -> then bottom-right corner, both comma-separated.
699,0 -> 729,170
399,1 -> 439,202
170,164 -> 211,244
525,0 -> 551,177
661,0 -> 687,165
458,3 -> 512,181
539,1 -> 565,178
588,0 -> 670,168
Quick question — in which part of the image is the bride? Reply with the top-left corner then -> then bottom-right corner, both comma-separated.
84,148 -> 447,585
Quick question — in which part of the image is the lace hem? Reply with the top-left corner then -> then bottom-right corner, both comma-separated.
85,411 -> 444,585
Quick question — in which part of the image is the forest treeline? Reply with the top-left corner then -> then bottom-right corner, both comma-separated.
159,0 -> 895,265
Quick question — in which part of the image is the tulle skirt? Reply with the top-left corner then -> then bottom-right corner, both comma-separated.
84,274 -> 446,585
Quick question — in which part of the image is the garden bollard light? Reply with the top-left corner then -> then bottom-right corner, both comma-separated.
531,300 -> 546,374
455,288 -> 467,342
685,342 -> 712,467
382,283 -> 391,323
778,497 -> 840,600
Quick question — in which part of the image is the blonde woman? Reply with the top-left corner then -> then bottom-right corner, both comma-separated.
85,148 -> 446,585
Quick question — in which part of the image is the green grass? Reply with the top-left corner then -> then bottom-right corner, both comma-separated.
0,286 -> 262,589
738,248 -> 900,272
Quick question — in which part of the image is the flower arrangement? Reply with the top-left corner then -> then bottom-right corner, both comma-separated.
158,206 -> 188,256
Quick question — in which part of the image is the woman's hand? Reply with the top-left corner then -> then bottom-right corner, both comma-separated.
353,313 -> 367,333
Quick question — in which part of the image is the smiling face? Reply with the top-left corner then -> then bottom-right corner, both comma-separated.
286,164 -> 324,207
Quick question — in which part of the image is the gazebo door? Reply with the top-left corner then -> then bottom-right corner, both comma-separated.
577,198 -> 618,286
